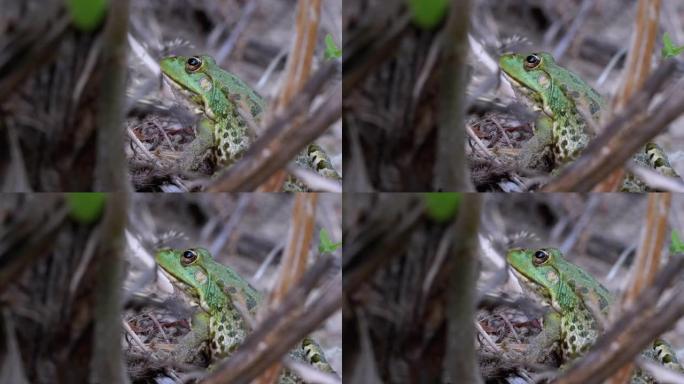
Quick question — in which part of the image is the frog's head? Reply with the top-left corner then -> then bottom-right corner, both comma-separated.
160,55 -> 218,98
499,52 -> 559,114
506,247 -> 564,307
156,247 -> 215,310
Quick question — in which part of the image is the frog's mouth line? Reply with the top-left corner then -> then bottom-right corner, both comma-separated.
162,75 -> 198,98
158,267 -> 199,300
501,72 -> 534,97
509,267 -> 550,302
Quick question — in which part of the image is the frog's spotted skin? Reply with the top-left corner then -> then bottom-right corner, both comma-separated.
499,52 -> 679,190
155,248 -> 335,382
507,247 -> 684,382
159,55 -> 341,187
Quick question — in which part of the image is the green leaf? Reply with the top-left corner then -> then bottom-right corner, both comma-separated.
324,34 -> 342,60
423,193 -> 461,222
408,0 -> 449,29
66,0 -> 108,31
67,193 -> 106,224
671,230 -> 684,254
662,32 -> 684,58
319,228 -> 342,253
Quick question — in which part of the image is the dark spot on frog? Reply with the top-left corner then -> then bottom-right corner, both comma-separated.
579,287 -> 589,295
580,331 -> 588,337
246,296 -> 257,311
233,314 -> 240,322
558,110 -> 566,117
221,314 -> 227,323
664,355 -> 673,364
561,129 -> 568,137
218,324 -> 224,332
599,297 -> 609,310
569,324 -> 576,331
570,335 -> 576,343
570,91 -> 580,99
218,335 -> 225,343
577,324 -> 584,331
573,135 -> 580,141
227,287 -> 238,294
561,139 -> 568,148
223,132 -> 230,139
228,330 -> 237,337
580,344 -> 589,353
590,101 -> 600,115
251,105 -> 262,116
655,159 -> 666,167
567,280 -> 576,289
312,355 -> 321,363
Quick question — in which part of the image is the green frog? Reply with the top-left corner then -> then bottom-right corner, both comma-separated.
155,247 -> 336,383
499,52 -> 678,191
159,54 -> 340,188
507,247 -> 683,383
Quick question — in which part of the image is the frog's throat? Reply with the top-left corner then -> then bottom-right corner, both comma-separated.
159,268 -> 208,311
163,75 -> 198,99
503,72 -> 553,117
510,268 -> 560,312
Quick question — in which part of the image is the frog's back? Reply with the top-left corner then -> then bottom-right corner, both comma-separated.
205,58 -> 266,119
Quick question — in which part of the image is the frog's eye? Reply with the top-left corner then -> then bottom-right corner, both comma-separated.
533,249 -> 550,265
181,249 -> 198,266
524,54 -> 541,69
186,57 -> 202,72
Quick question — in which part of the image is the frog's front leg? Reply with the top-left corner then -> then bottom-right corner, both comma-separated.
179,118 -> 216,172
170,311 -> 211,364
525,311 -> 562,365
518,115 -> 556,172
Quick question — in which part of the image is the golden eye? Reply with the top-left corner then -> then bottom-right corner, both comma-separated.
533,249 -> 549,265
524,54 -> 541,69
181,249 -> 198,266
186,56 -> 202,72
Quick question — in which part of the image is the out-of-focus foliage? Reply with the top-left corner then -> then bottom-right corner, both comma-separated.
319,228 -> 342,253
408,0 -> 449,29
66,0 -> 108,31
662,32 -> 684,58
671,230 -> 684,254
67,193 -> 107,224
423,193 -> 461,222
324,34 -> 342,60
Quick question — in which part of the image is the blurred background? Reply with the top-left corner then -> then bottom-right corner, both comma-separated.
0,193 -> 342,382
343,192 -> 684,382
343,0 -> 684,191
